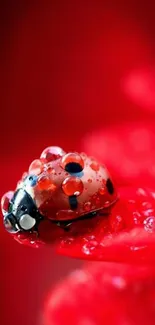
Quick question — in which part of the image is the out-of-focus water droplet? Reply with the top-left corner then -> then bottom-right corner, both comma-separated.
144,216 -> 155,233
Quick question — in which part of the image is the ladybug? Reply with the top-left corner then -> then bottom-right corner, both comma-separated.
1,146 -> 118,235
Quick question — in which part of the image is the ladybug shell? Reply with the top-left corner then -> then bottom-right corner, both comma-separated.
19,154 -> 118,221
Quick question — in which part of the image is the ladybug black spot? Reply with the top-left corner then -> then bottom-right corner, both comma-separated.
106,178 -> 114,195
69,195 -> 78,210
65,162 -> 83,173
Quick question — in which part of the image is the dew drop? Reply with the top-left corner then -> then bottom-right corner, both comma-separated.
90,161 -> 100,171
87,179 -> 92,183
40,146 -> 65,162
144,216 -> 155,233
37,176 -> 56,191
29,159 -> 44,176
99,187 -> 106,195
84,201 -> 92,212
62,177 -> 84,196
61,153 -> 84,173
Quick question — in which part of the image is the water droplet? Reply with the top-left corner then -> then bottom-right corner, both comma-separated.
40,146 -> 65,162
99,187 -> 106,195
144,216 -> 155,233
87,179 -> 92,183
37,175 -> 56,191
29,159 -> 44,175
82,240 -> 98,255
61,153 -> 84,173
110,214 -> 125,232
90,161 -> 100,171
84,201 -> 92,212
62,177 -> 84,196
104,201 -> 110,207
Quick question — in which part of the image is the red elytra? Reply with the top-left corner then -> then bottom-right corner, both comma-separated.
61,176 -> 84,196
44,263 -> 155,325
14,187 -> 155,264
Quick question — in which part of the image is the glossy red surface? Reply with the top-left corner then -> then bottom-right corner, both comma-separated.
44,263 -> 155,325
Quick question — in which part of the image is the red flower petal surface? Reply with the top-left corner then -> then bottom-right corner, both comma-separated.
44,262 -> 155,325
14,187 -> 155,264
82,122 -> 155,186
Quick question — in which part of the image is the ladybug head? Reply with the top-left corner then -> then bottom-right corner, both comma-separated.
1,189 -> 42,233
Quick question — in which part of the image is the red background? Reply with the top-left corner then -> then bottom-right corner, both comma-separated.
1,1 -> 155,324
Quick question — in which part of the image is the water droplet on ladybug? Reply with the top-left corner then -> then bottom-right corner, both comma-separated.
61,153 -> 84,173
99,187 -> 106,195
62,177 -> 84,196
87,179 -> 92,183
84,201 -> 92,212
29,159 -> 44,175
40,146 -> 65,162
90,161 -> 99,171
37,175 -> 56,191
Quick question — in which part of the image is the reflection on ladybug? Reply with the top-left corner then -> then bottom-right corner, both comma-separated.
1,146 -> 118,236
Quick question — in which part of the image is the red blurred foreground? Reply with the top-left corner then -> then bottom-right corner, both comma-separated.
44,262 -> 155,325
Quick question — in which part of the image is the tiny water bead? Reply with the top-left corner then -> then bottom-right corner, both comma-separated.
62,177 -> 84,196
40,146 -> 65,162
84,201 -> 92,212
1,191 -> 14,214
99,187 -> 106,195
37,175 -> 56,191
29,159 -> 44,175
110,214 -> 125,232
90,160 -> 100,171
61,153 -> 84,173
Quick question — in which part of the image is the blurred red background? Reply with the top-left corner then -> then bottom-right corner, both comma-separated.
1,1 -> 155,324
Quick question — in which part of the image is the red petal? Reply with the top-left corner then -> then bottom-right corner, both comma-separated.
44,263 -> 155,325
83,122 -> 155,186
